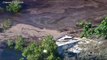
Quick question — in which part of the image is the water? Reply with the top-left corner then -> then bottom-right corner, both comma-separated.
0,48 -> 23,60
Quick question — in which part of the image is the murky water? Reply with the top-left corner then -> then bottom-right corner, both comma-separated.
0,48 -> 23,60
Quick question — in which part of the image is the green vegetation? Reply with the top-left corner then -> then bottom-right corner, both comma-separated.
81,17 -> 107,39
95,17 -> 107,38
76,21 -> 86,28
6,0 -> 21,13
22,43 -> 42,60
22,36 -> 61,60
15,36 -> 25,51
1,19 -> 12,31
7,36 -> 61,60
19,58 -> 24,60
81,22 -> 94,38
41,36 -> 61,60
7,40 -> 15,49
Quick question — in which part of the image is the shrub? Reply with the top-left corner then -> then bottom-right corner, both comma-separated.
8,36 -> 61,60
15,36 -> 25,51
81,22 -> 94,38
22,43 -> 42,60
95,17 -> 107,38
1,19 -> 12,31
81,17 -> 107,39
41,36 -> 61,60
22,36 -> 61,60
7,40 -> 15,49
19,58 -> 24,60
76,21 -> 86,28
6,0 -> 21,13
